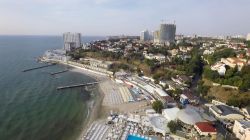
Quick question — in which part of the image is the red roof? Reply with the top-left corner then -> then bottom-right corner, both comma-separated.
195,122 -> 216,132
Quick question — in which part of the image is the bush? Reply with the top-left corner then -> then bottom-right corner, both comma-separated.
152,100 -> 164,113
167,121 -> 179,134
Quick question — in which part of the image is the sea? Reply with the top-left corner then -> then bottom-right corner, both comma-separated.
0,35 -> 105,140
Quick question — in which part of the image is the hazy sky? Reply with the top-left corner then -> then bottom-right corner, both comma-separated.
0,0 -> 249,36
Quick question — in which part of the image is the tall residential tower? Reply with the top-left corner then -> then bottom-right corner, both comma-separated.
63,32 -> 81,51
159,23 -> 176,44
140,30 -> 150,42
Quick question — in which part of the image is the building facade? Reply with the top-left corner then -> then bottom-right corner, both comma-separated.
209,105 -> 244,121
140,30 -> 150,41
233,120 -> 250,140
194,122 -> 217,136
63,32 -> 81,51
153,30 -> 160,43
247,33 -> 250,41
159,24 -> 176,44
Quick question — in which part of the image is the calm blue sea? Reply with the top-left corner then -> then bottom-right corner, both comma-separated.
0,35 -> 105,140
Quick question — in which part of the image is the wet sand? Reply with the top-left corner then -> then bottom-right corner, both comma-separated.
68,68 -> 112,140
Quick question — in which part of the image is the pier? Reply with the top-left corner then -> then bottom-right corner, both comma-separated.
22,63 -> 56,72
50,70 -> 69,75
57,82 -> 99,90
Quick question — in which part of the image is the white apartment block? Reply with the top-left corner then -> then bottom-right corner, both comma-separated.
233,120 -> 250,140
63,32 -> 81,51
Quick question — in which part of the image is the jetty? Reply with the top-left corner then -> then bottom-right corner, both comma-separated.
23,63 -> 56,72
57,82 -> 99,90
50,70 -> 69,75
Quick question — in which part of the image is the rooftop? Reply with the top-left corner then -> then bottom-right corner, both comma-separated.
162,107 -> 180,120
195,122 -> 216,132
149,115 -> 169,133
177,106 -> 204,125
238,120 -> 250,129
211,105 -> 242,116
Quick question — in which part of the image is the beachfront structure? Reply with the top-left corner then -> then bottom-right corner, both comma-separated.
140,30 -> 150,42
63,32 -> 81,51
43,49 -> 70,62
194,122 -> 217,136
209,104 -> 244,121
233,120 -> 250,140
128,76 -> 175,106
80,58 -> 113,70
162,107 -> 180,121
67,61 -> 113,76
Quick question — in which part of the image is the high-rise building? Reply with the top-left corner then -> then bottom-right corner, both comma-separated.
140,30 -> 150,41
159,23 -> 176,44
153,30 -> 160,43
247,33 -> 250,41
63,32 -> 81,51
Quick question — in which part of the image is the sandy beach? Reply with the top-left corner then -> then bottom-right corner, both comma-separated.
46,60 -> 149,139
60,65 -> 111,140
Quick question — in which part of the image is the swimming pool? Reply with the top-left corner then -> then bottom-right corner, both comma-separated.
127,135 -> 147,140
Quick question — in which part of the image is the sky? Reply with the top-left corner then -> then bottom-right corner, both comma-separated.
0,0 -> 249,36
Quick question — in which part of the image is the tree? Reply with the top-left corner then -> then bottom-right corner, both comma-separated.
197,81 -> 210,97
173,88 -> 182,96
203,67 -> 220,80
227,95 -> 250,108
225,67 -> 237,78
246,41 -> 250,48
152,100 -> 164,113
167,121 -> 179,134
207,48 -> 236,64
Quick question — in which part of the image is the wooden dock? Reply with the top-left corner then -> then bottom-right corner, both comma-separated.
23,63 -> 56,72
50,70 -> 69,75
57,82 -> 99,90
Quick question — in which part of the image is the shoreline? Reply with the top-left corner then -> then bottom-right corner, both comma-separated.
43,59 -> 110,140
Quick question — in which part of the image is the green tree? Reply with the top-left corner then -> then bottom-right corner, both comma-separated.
198,82 -> 210,97
185,49 -> 203,75
225,67 -> 237,78
173,88 -> 182,96
167,121 -> 179,134
203,67 -> 220,80
152,100 -> 164,113
207,48 -> 236,64
246,41 -> 250,48
227,95 -> 250,108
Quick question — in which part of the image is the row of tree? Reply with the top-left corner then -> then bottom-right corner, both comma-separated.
206,48 -> 236,65
203,66 -> 250,91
